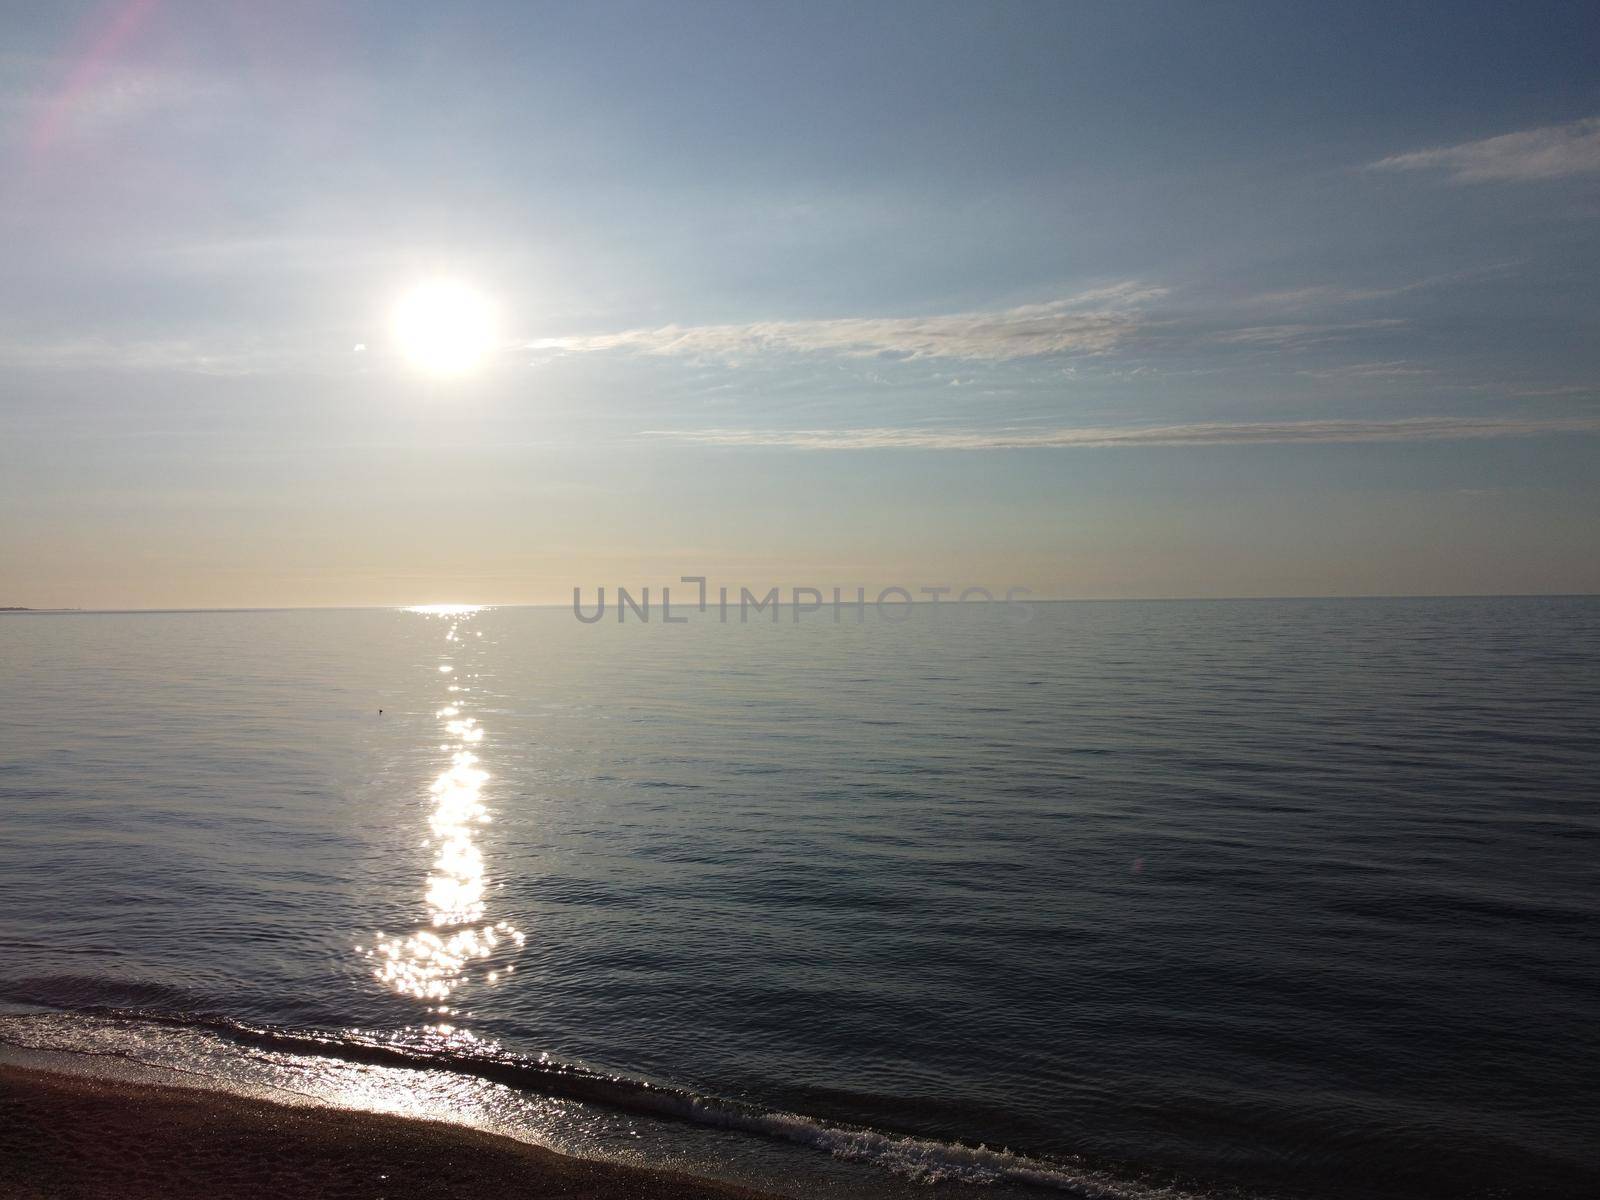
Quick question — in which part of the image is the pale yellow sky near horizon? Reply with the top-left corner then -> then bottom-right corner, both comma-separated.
8,501 -> 1597,611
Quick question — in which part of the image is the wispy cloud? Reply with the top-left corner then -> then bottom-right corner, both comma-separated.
0,335 -> 358,376
530,283 -> 1166,363
1210,320 -> 1408,350
1368,116 -> 1600,183
647,416 -> 1600,451
1296,361 -> 1435,381
1248,263 -> 1518,310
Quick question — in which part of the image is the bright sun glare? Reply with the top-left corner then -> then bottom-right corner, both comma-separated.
392,281 -> 498,375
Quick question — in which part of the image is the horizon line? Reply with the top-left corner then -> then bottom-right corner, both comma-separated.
4,591 -> 1598,615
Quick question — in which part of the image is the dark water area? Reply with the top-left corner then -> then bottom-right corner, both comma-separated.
1,597 -> 1596,1198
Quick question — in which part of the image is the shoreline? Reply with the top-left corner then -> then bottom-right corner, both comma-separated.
0,1063 -> 779,1200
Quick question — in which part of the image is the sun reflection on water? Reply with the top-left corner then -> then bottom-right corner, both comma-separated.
367,607 -> 523,1012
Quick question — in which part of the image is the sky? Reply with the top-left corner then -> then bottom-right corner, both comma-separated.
1,0 -> 1597,608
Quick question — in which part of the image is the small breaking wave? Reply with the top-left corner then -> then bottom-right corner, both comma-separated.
0,1006 -> 1203,1199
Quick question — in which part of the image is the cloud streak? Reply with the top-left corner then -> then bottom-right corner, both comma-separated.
647,416 -> 1600,451
531,283 -> 1166,363
1210,320 -> 1408,349
1296,361 -> 1435,381
1368,116 -> 1600,183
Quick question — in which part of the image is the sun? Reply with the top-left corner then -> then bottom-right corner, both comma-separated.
391,281 -> 498,375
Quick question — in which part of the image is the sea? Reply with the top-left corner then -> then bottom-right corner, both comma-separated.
1,597 -> 1596,1199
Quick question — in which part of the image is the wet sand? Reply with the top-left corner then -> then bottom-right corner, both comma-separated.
0,1064 -> 777,1200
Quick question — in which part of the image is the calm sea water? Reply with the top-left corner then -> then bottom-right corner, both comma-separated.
1,598 -> 1597,1198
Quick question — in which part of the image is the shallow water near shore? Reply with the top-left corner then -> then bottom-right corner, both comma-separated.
2,598 -> 1598,1198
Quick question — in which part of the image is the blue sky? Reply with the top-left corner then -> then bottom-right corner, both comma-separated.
1,1 -> 1597,606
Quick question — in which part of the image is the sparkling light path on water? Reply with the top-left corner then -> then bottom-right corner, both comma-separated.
365,607 -> 523,1025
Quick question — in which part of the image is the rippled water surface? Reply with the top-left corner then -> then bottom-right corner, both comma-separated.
2,598 -> 1597,1198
